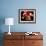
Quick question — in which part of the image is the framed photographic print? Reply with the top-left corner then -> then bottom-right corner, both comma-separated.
18,9 -> 36,24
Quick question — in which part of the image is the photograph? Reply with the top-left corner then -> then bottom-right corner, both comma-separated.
18,9 -> 36,23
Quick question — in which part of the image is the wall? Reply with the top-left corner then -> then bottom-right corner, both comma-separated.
0,0 -> 46,46
0,0 -> 46,32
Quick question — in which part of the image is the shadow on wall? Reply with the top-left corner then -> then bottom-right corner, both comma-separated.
0,16 -> 5,46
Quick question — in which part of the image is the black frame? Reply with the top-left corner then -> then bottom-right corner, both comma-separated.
18,9 -> 36,24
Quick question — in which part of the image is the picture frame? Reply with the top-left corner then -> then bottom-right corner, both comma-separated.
18,9 -> 36,24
